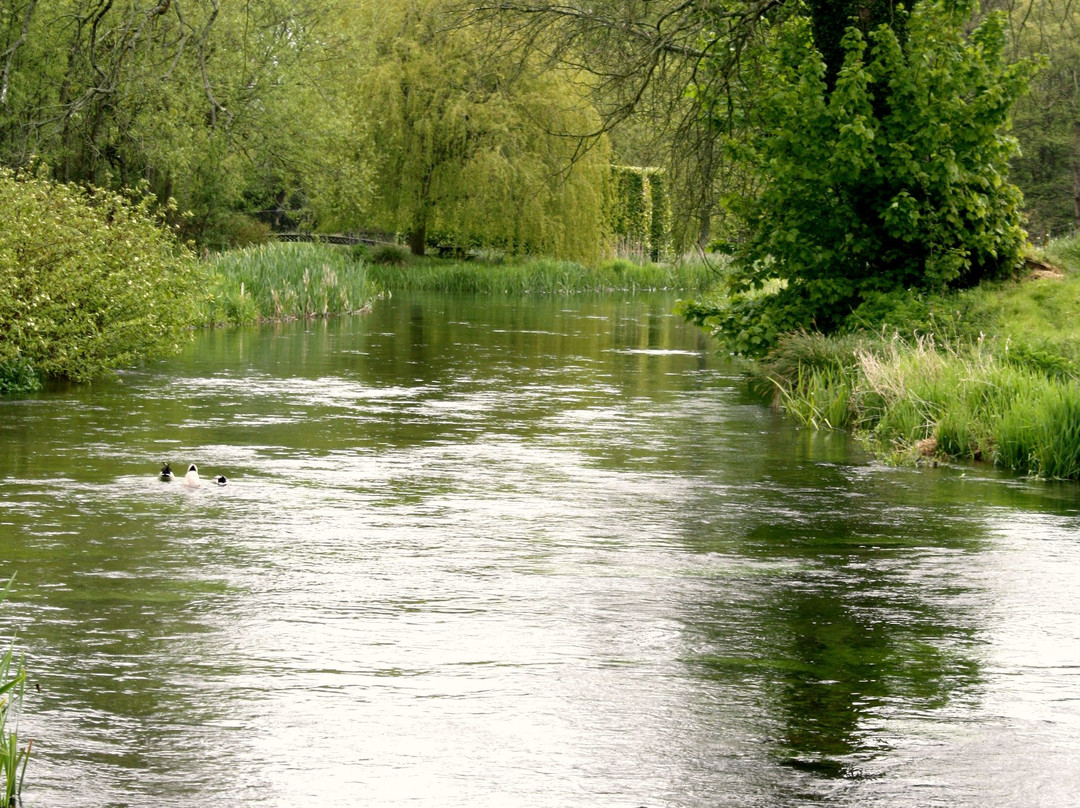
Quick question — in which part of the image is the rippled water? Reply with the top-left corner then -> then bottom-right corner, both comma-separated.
2,293 -> 1080,807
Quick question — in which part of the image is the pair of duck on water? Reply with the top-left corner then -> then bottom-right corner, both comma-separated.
159,463 -> 226,487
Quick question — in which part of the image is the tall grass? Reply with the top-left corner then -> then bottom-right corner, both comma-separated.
366,256 -> 721,295
1,579 -> 30,808
200,243 -> 380,325
760,330 -> 1080,479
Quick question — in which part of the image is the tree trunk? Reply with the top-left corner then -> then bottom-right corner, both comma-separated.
805,0 -> 908,87
1073,120 -> 1080,230
409,220 -> 427,256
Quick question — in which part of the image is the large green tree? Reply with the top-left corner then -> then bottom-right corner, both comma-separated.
1007,0 -> 1080,238
356,0 -> 611,260
0,0 -> 369,246
683,3 -> 1032,351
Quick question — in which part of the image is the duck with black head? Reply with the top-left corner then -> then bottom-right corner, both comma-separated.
159,463 -> 174,481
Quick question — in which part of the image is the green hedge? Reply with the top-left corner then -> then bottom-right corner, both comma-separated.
609,166 -> 671,261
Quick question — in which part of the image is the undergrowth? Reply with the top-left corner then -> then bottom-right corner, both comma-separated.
200,242 -> 380,325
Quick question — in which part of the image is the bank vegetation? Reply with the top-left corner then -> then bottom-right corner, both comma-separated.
743,234 -> 1080,479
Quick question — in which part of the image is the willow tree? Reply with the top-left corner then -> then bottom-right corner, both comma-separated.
356,0 -> 610,260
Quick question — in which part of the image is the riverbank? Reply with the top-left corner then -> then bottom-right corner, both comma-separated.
199,241 -> 721,325
749,233 -> 1080,479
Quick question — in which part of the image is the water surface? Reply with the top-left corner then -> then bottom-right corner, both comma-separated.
2,293 -> 1079,807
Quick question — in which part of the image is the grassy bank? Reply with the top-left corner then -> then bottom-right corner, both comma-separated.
201,242 -> 723,326
364,254 -> 721,295
752,233 -> 1080,479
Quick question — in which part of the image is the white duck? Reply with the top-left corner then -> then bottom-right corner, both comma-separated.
183,463 -> 201,488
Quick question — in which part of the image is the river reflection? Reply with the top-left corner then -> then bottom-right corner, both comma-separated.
2,293 -> 1080,807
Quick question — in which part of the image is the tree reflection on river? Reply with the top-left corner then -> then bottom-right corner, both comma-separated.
1,293 -> 1079,807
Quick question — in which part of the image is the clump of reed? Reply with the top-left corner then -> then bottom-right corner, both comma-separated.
1,579 -> 30,808
365,255 -> 720,294
759,329 -> 1080,479
200,242 -> 380,325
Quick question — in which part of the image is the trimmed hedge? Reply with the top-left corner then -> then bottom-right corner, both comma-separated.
609,166 -> 671,261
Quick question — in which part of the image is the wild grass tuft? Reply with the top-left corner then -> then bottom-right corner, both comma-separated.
760,326 -> 1080,478
1,578 -> 30,808
0,359 -> 42,396
370,243 -> 411,266
200,242 -> 380,325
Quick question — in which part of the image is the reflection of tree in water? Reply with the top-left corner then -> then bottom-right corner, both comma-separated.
760,522 -> 982,777
684,455 -> 988,787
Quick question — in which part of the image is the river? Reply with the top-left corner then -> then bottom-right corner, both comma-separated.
2,293 -> 1079,807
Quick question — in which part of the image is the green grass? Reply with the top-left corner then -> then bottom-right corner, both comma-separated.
200,242 -> 381,325
200,244 -> 724,326
366,255 -> 722,295
759,325 -> 1080,479
742,232 -> 1080,479
1,578 -> 30,808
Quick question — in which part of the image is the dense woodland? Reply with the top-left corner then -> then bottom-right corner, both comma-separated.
0,0 -> 1076,252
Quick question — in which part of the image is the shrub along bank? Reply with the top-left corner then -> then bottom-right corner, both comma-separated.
745,234 -> 1080,479
0,171 -> 204,393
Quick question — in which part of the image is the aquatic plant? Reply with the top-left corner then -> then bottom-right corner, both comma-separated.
0,579 -> 30,808
0,360 -> 42,396
200,242 -> 380,325
365,255 -> 718,294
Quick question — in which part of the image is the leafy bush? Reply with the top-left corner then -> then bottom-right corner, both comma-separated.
712,3 -> 1032,353
370,243 -> 412,266
0,170 -> 205,384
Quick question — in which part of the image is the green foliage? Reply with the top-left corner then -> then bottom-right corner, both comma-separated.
955,254 -> 1080,371
757,325 -> 1080,479
200,243 -> 379,325
1008,2 -> 1080,239
365,256 -> 714,294
0,171 -> 204,384
0,359 -> 41,396
357,0 -> 611,261
647,170 -> 673,262
0,1 -> 372,249
609,166 -> 673,261
1,579 -> 30,808
370,244 -> 412,267
711,3 -> 1032,353
1039,232 -> 1080,270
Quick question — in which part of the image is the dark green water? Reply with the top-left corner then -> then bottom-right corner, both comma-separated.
2,293 -> 1080,807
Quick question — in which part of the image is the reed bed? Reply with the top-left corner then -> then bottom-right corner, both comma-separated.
200,242 -> 380,325
366,257 -> 720,295
758,330 -> 1080,479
